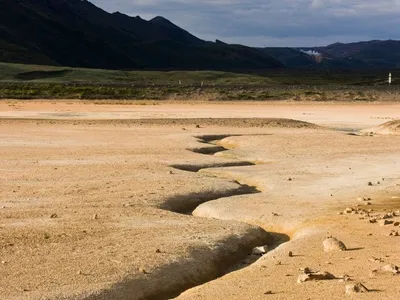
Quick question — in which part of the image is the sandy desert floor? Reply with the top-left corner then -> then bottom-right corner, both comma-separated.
0,100 -> 399,300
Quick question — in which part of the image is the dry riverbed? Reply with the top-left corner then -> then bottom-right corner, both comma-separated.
0,101 -> 399,300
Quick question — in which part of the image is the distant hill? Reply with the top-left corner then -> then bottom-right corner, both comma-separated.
263,40 -> 400,69
0,0 -> 282,70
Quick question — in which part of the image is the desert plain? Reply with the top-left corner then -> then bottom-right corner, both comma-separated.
0,100 -> 400,300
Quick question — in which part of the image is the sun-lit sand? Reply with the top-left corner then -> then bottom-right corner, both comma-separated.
0,100 -> 399,300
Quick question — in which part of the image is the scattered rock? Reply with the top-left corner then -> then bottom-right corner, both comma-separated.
252,245 -> 269,256
379,219 -> 393,226
344,208 -> 353,214
345,282 -> 369,295
381,264 -> 400,275
369,269 -> 379,278
264,291 -> 273,295
299,267 -> 312,274
297,271 -> 336,283
369,257 -> 385,263
340,274 -> 352,282
382,213 -> 394,219
323,237 -> 347,252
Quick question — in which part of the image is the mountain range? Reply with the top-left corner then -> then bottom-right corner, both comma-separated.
1,0 -> 399,70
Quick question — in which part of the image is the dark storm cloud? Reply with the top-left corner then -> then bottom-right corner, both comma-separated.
91,0 -> 400,47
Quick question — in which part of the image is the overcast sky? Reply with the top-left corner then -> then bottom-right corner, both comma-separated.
91,0 -> 400,47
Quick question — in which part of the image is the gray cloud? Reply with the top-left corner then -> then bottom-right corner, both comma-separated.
91,0 -> 400,47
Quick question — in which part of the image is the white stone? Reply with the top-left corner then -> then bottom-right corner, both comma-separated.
252,245 -> 269,256
323,237 -> 346,252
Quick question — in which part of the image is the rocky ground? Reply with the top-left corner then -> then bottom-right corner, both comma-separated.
0,100 -> 399,300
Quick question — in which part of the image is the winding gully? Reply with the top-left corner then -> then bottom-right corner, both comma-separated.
160,134 -> 289,299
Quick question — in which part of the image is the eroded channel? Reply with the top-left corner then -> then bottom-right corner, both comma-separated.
160,134 -> 289,299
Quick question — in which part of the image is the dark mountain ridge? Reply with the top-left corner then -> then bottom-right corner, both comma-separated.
0,0 -> 282,69
1,0 -> 399,70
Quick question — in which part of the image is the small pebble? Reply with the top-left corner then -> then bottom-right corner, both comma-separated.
252,245 -> 269,256
300,267 -> 311,274
264,291 -> 273,295
323,236 -> 347,252
379,219 -> 393,226
369,269 -> 378,278
381,264 -> 400,275
345,282 -> 369,294
339,274 -> 352,282
344,208 -> 353,214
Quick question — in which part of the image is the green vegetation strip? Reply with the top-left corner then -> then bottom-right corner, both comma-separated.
1,62 -> 399,100
0,82 -> 398,101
